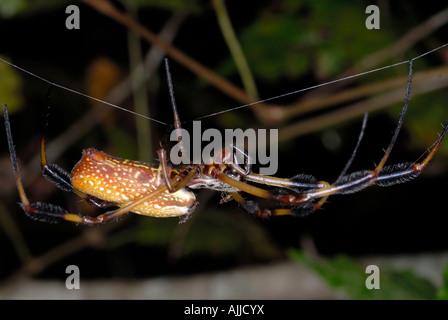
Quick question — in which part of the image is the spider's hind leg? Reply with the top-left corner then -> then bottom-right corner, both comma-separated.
3,105 -> 114,224
4,104 -> 67,223
39,115 -> 116,209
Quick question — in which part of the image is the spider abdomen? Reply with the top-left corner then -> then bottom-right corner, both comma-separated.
70,148 -> 196,217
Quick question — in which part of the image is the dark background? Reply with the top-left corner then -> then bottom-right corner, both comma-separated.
1,0 -> 448,298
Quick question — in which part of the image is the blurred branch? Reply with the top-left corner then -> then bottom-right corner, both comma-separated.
0,202 -> 31,264
127,11 -> 186,162
1,224 -> 120,287
301,6 -> 448,103
259,7 -> 448,126
279,64 -> 448,141
81,0 -> 257,107
127,6 -> 152,162
284,63 -> 448,119
212,0 -> 259,100
6,14 -> 186,195
347,6 -> 448,75
80,0 -> 448,130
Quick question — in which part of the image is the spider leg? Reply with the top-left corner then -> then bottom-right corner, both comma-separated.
300,60 -> 414,212
310,120 -> 448,200
336,113 -> 369,182
209,85 -> 447,218
243,172 -> 328,190
223,110 -> 370,194
4,104 -> 68,223
376,124 -> 448,187
314,112 -> 369,210
228,190 -> 317,218
159,58 -> 196,194
228,191 -> 271,218
208,142 -> 327,213
308,60 -> 414,204
39,135 -> 115,209
215,113 -> 368,216
38,90 -> 117,209
38,84 -> 78,194
215,118 -> 447,218
157,146 -> 176,193
64,184 -> 170,225
210,168 -> 322,216
5,104 -> 199,224
63,166 -> 198,225
164,58 -> 184,153
222,170 -> 328,216
225,143 -> 327,190
47,169 -> 197,225
4,105 -> 112,222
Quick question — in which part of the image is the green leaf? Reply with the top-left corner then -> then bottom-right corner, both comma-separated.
0,0 -> 27,17
0,56 -> 23,112
219,1 -> 394,83
135,218 -> 179,246
290,249 -> 437,299
436,263 -> 448,300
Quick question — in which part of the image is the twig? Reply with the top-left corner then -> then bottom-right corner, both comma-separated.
301,7 -> 448,104
1,224 -> 120,287
347,6 -> 448,75
283,64 -> 448,119
0,202 -> 32,264
81,0 -> 255,107
278,64 -> 448,141
212,0 -> 259,100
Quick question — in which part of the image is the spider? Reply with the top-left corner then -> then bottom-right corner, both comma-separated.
3,59 -> 448,225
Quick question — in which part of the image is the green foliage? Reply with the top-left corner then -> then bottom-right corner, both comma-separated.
127,208 -> 279,261
0,56 -> 23,113
436,263 -> 448,300
401,91 -> 448,153
0,0 -> 27,17
290,249 -> 437,299
107,126 -> 139,161
220,0 -> 393,82
135,217 -> 179,246
0,0 -> 201,18
0,0 -> 69,17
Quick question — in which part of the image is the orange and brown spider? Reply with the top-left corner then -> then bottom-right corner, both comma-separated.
3,59 -> 448,225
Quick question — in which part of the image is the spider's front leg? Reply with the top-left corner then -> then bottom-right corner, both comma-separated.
214,119 -> 447,218
209,108 -> 448,218
306,61 -> 446,203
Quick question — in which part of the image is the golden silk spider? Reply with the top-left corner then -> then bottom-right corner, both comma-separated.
3,58 -> 448,226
